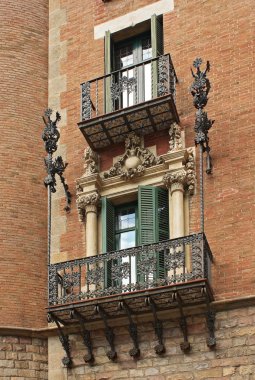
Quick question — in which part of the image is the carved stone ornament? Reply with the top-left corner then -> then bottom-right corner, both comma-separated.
185,150 -> 196,195
163,151 -> 195,195
83,147 -> 99,176
169,122 -> 183,151
163,170 -> 187,193
76,192 -> 100,222
103,132 -> 164,180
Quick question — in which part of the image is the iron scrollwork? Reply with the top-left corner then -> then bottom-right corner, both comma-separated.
158,55 -> 169,96
81,82 -> 92,120
42,109 -> 71,211
190,58 -> 214,174
111,76 -> 137,101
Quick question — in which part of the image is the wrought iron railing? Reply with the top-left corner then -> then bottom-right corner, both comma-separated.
81,54 -> 177,121
48,233 -> 212,306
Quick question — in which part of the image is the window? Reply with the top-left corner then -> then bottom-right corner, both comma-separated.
104,14 -> 163,113
101,186 -> 169,287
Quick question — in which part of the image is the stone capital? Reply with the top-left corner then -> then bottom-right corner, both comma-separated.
76,191 -> 101,222
163,169 -> 187,194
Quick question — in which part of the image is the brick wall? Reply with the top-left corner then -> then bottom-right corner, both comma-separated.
48,305 -> 255,380
0,0 -> 48,328
49,0 -> 255,300
0,336 -> 48,379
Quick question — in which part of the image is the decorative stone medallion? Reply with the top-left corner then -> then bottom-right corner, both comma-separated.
103,132 -> 164,180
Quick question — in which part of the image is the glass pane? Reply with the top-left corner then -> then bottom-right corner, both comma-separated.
116,208 -> 136,230
144,63 -> 152,101
115,44 -> 133,69
142,38 -> 152,60
118,231 -> 136,285
119,231 -> 136,249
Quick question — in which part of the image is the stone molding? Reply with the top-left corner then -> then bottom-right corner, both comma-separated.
169,122 -> 183,151
103,132 -> 163,180
76,191 -> 101,222
83,147 -> 99,177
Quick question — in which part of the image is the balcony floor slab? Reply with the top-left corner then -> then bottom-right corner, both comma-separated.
78,94 -> 179,150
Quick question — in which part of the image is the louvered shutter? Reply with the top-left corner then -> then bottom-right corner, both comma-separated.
101,197 -> 115,287
157,188 -> 169,279
138,186 -> 157,245
138,186 -> 169,280
151,14 -> 164,98
104,30 -> 113,114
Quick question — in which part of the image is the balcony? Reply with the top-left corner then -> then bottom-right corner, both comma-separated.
78,54 -> 179,150
47,233 -> 213,324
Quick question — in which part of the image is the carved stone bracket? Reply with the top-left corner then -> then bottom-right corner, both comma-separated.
103,132 -> 163,180
145,297 -> 165,355
48,313 -> 72,368
83,147 -> 99,177
76,191 -> 101,222
169,122 -> 183,151
70,309 -> 94,364
120,301 -> 140,359
95,305 -> 117,361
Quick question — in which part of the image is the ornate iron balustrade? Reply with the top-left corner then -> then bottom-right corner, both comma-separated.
49,233 -> 212,306
81,54 -> 177,121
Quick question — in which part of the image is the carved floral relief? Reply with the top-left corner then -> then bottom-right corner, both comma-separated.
103,132 -> 164,180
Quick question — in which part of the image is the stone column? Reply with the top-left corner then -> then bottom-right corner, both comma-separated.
77,191 -> 100,257
163,170 -> 187,239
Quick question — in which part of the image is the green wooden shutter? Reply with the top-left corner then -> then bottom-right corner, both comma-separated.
104,30 -> 112,114
101,197 -> 115,287
138,186 -> 157,245
151,14 -> 164,98
138,186 -> 169,280
157,188 -> 169,279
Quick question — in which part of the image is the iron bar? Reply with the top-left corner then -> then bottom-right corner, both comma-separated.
47,185 -> 51,266
199,144 -> 204,233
